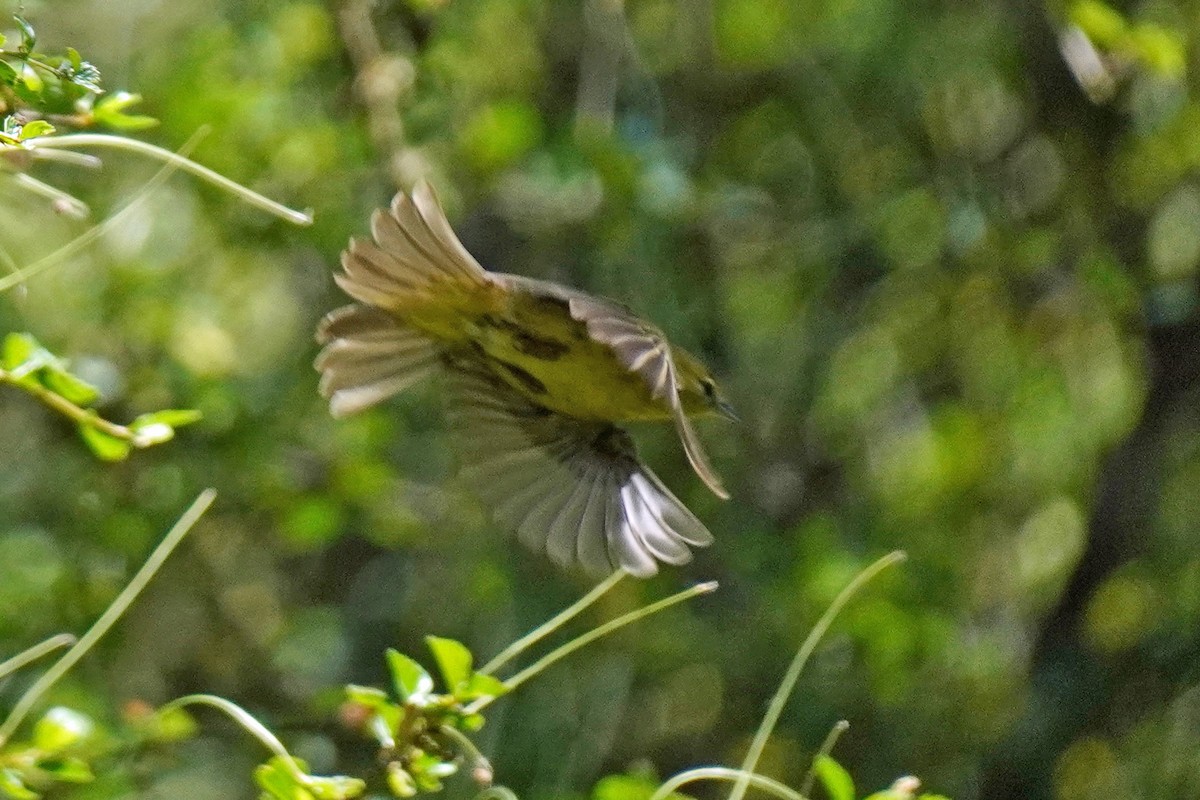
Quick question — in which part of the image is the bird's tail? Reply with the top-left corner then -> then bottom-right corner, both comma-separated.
316,181 -> 496,417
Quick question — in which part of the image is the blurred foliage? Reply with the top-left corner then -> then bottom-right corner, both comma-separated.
2,0 -> 1200,799
1,332 -> 201,461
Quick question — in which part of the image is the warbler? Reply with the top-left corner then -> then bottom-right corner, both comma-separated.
315,181 -> 733,577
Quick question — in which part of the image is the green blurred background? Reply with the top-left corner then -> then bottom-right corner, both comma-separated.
2,0 -> 1199,798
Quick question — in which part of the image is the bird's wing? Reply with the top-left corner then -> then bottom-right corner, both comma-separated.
336,180 -> 496,314
318,181 -> 499,417
444,358 -> 713,577
566,296 -> 729,500
315,305 -> 440,417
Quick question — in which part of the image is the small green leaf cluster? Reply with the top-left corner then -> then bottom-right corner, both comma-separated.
255,757 -> 366,800
342,637 -> 509,798
0,332 -> 201,461
0,706 -> 95,799
2,333 -> 99,406
0,14 -> 155,142
0,701 -> 195,800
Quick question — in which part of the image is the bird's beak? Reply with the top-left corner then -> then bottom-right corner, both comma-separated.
716,398 -> 740,423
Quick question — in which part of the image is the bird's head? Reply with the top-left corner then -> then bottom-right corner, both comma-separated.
672,348 -> 738,421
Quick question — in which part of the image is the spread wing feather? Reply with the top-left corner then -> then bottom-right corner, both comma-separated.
318,181 -> 499,416
315,305 -> 439,417
335,180 -> 494,315
445,358 -> 713,577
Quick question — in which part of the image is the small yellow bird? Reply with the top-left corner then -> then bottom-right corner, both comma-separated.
315,181 -> 733,577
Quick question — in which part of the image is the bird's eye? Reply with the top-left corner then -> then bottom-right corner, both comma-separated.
700,379 -> 716,399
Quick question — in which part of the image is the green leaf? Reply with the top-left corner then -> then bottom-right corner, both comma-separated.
20,62 -> 42,93
33,756 -> 93,784
2,336 -> 56,385
255,757 -> 310,800
14,15 -> 36,52
344,684 -> 404,741
41,366 -> 98,406
0,60 -> 16,84
129,423 -> 173,446
409,749 -> 456,791
385,649 -> 433,705
460,671 -> 509,701
253,757 -> 363,800
368,708 -> 402,745
94,90 -> 141,113
305,774 -> 366,800
814,755 -> 855,800
16,119 -> 54,141
0,768 -> 37,800
128,409 -> 201,447
93,92 -> 158,130
32,706 -> 94,752
386,763 -> 417,798
78,421 -> 131,462
425,636 -> 472,692
132,408 -> 202,429
344,684 -> 390,709
2,332 -> 41,371
100,111 -> 158,131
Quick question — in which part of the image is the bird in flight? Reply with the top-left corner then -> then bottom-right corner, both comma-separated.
315,181 -> 734,577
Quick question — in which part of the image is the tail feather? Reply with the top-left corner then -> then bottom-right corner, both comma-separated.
315,305 -> 439,417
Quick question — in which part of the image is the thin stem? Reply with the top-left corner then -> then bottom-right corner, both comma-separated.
479,569 -> 627,675
10,172 -> 89,217
0,129 -> 204,292
0,634 -> 76,681
0,368 -> 135,441
473,580 -> 718,712
28,148 -> 102,168
438,724 -> 492,784
0,240 -> 24,296
0,490 -> 216,746
0,53 -> 59,74
162,694 -> 310,786
30,133 -> 313,225
799,720 -> 850,798
650,767 -> 808,800
727,551 -> 907,800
